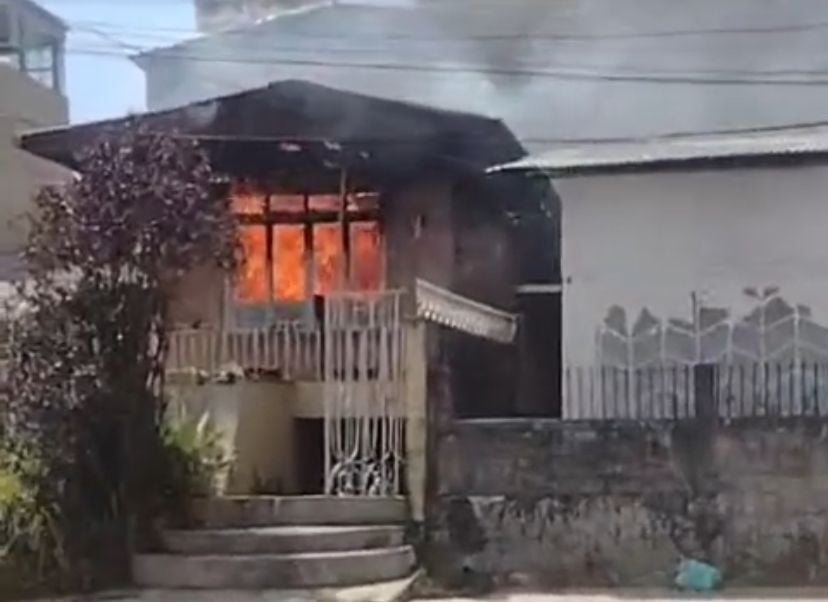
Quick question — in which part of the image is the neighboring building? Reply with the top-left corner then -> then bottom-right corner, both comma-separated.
194,0 -> 320,32
137,0 -> 828,146
495,128 -> 828,418
0,0 -> 68,278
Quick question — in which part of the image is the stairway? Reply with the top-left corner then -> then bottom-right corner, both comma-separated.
133,496 -> 417,591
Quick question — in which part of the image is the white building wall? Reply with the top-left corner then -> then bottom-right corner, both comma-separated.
556,164 -> 828,417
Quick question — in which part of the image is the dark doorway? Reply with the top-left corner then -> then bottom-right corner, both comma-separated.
294,418 -> 324,494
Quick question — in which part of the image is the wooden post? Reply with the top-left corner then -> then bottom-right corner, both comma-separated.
338,169 -> 350,290
265,193 -> 275,323
303,192 -> 314,322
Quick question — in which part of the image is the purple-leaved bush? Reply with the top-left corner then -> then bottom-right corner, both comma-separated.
2,121 -> 236,591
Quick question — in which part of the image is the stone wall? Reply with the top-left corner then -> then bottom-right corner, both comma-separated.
427,417 -> 828,589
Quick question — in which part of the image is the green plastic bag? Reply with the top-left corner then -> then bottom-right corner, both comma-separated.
674,559 -> 722,592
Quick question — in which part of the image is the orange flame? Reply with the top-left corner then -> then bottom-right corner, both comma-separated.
314,223 -> 343,296
274,225 -> 306,301
350,221 -> 382,291
236,225 -> 268,302
233,190 -> 382,303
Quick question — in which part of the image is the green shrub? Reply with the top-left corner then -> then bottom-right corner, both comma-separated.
0,446 -> 64,596
161,407 -> 232,518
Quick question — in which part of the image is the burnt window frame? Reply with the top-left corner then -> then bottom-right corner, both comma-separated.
227,187 -> 385,327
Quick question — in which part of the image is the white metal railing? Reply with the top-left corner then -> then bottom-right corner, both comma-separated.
563,361 -> 828,420
167,322 -> 322,380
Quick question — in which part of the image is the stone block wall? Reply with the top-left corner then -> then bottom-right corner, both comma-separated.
427,418 -> 828,588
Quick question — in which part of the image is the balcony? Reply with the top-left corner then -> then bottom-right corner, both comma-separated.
168,321 -> 322,381
0,0 -> 65,94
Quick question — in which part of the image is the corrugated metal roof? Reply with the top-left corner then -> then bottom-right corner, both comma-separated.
489,125 -> 828,174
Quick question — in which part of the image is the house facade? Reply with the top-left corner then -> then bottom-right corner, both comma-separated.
0,0 -> 67,278
494,129 -> 828,419
20,80 -> 559,499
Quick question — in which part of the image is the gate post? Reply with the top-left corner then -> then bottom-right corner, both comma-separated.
693,363 -> 717,421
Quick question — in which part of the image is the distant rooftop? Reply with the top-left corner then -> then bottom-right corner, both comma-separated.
489,124 -> 828,176
135,0 -> 828,148
0,0 -> 66,93
0,0 -> 66,34
193,0 -> 331,34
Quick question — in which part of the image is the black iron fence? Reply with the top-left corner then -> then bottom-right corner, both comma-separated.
563,362 -> 828,420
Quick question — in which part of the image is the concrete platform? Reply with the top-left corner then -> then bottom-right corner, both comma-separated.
36,573 -> 419,601
38,586 -> 828,602
133,546 -> 416,589
413,591 -> 828,601
163,525 -> 405,555
191,496 -> 408,528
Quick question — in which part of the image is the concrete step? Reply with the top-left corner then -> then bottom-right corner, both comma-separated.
162,525 -> 405,555
132,545 -> 417,589
191,495 -> 408,528
42,573 -> 421,601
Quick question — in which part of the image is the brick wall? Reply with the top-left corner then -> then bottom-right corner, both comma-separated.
427,418 -> 828,589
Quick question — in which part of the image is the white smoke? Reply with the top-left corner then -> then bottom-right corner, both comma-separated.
159,0 -> 828,147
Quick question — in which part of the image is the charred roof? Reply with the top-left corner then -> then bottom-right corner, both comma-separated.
19,79 -> 526,187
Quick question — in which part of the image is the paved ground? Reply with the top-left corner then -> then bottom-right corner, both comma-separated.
36,589 -> 828,602
413,592 -> 828,601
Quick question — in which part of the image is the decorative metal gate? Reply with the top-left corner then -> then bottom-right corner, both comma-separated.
323,289 -> 405,496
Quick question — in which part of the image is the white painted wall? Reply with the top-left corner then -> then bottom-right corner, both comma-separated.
556,164 -> 828,367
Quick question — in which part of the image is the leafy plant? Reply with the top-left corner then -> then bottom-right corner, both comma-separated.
162,407 -> 233,500
0,122 -> 237,591
0,445 -> 64,596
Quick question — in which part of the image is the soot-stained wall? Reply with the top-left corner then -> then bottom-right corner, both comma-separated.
427,418 -> 828,589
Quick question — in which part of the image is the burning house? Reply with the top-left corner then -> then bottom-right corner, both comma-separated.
19,80 -> 560,500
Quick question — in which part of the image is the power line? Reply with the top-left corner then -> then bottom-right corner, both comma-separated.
65,34 -> 828,81
27,117 -> 828,146
65,18 -> 828,81
71,25 -> 145,53
66,15 -> 828,42
63,45 -> 828,87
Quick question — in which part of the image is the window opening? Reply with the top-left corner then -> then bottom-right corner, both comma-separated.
230,183 -> 383,323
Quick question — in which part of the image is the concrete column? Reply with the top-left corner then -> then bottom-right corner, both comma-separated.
404,320 -> 427,522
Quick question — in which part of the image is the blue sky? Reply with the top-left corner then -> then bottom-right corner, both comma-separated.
39,0 -> 198,123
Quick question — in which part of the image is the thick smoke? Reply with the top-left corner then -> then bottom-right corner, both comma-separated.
170,0 -> 828,147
